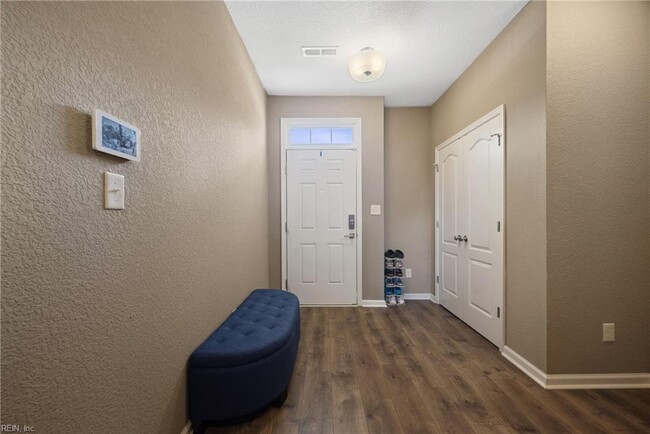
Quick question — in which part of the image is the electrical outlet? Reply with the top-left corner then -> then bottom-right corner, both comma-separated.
603,323 -> 615,342
405,269 -> 412,278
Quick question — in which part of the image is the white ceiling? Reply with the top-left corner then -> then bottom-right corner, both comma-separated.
226,1 -> 527,107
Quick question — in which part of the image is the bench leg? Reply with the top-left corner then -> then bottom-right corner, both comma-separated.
272,387 -> 289,408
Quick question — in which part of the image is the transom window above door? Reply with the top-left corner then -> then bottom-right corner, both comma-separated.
289,127 -> 354,145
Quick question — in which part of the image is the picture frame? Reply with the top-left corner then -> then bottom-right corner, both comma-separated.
92,109 -> 141,161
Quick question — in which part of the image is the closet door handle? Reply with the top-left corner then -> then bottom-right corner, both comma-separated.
453,235 -> 460,241
462,235 -> 468,242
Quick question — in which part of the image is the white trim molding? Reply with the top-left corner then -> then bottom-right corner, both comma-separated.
180,421 -> 192,434
501,346 -> 546,388
546,373 -> 650,390
361,299 -> 387,308
501,346 -> 650,389
403,292 -> 434,301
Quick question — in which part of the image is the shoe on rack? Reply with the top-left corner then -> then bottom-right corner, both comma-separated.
387,296 -> 397,306
395,269 -> 403,277
385,268 -> 395,277
394,278 -> 404,286
384,277 -> 395,286
385,249 -> 396,258
385,259 -> 395,268
397,296 -> 405,305
395,249 -> 404,259
394,260 -> 403,268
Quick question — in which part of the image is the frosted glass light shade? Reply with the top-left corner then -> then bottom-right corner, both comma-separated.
348,47 -> 386,82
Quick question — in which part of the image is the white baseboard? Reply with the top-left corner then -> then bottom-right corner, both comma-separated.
501,345 -> 546,388
180,421 -> 192,434
545,373 -> 650,389
501,345 -> 650,389
361,299 -> 387,307
403,292 -> 433,300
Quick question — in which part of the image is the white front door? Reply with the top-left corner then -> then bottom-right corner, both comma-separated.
437,108 -> 504,348
286,149 -> 357,305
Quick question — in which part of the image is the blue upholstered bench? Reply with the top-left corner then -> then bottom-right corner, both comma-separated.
187,289 -> 300,433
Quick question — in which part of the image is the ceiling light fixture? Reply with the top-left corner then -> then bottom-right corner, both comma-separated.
348,47 -> 386,83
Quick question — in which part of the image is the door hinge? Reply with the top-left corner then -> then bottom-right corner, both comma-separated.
285,279 -> 289,290
491,133 -> 502,146
436,275 -> 440,284
497,307 -> 501,318
434,163 -> 439,172
497,221 -> 501,232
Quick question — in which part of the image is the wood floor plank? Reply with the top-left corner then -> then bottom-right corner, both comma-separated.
203,302 -> 650,434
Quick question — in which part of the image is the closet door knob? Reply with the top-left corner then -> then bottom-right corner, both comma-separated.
462,235 -> 468,242
453,235 -> 459,241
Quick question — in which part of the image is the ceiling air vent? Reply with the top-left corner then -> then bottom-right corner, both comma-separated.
301,46 -> 339,58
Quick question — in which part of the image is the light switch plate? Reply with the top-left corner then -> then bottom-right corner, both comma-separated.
370,205 -> 381,215
603,323 -> 615,342
405,269 -> 412,278
104,172 -> 125,210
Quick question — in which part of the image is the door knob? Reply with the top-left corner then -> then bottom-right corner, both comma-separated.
453,235 -> 459,241
344,233 -> 356,239
462,235 -> 468,242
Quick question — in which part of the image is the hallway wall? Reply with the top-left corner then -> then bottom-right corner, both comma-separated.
1,2 -> 268,433
546,0 -> 650,374
430,1 -> 548,370
266,96 -> 385,301
384,107 -> 434,295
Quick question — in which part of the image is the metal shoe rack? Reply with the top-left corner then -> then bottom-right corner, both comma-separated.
384,249 -> 405,306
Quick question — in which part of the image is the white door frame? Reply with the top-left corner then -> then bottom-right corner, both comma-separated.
280,117 -> 363,306
434,105 -> 505,347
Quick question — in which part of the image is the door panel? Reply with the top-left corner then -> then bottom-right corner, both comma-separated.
287,149 -> 357,305
461,115 -> 503,346
437,110 -> 504,348
439,139 -> 463,317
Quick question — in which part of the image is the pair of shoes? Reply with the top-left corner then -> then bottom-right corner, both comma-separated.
395,269 -> 403,277
385,249 -> 396,258
385,268 -> 395,277
395,249 -> 404,259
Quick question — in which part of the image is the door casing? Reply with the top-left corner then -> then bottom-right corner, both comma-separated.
280,118 -> 363,306
434,105 -> 506,348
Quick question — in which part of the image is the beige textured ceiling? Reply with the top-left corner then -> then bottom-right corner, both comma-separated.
226,1 -> 527,107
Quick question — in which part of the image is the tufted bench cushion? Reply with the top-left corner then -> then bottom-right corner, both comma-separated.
187,289 -> 300,433
189,290 -> 299,369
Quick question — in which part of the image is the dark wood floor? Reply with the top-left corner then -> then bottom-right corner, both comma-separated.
207,301 -> 650,434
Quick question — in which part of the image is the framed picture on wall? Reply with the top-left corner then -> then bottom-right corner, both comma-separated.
92,109 -> 141,161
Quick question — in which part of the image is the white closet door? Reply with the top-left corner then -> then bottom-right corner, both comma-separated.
439,138 -> 464,318
436,108 -> 504,348
460,115 -> 503,347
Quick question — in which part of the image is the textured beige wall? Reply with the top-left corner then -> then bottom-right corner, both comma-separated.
266,96 -> 385,301
430,2 -> 548,369
1,2 -> 268,433
546,1 -> 650,374
384,107 -> 434,295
